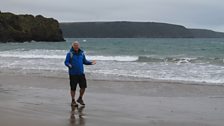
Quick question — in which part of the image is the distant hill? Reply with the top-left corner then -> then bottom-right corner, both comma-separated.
189,29 -> 224,38
0,12 -> 65,42
60,21 -> 224,38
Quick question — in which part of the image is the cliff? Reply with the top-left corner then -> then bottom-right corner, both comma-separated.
60,21 -> 224,38
0,12 -> 65,42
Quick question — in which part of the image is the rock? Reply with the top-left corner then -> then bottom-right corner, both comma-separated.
0,12 -> 65,42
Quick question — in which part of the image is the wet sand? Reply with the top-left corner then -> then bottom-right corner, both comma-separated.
0,73 -> 224,126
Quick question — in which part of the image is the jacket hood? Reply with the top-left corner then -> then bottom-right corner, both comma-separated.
70,47 -> 83,53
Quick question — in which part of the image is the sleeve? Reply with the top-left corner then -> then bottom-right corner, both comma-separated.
83,53 -> 92,65
64,53 -> 72,68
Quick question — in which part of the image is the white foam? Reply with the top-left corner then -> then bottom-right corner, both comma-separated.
176,57 -> 197,65
0,49 -> 67,58
1,49 -> 224,84
0,53 -> 65,59
86,55 -> 138,62
0,49 -> 138,61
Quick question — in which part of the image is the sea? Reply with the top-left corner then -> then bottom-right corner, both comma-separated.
0,38 -> 224,85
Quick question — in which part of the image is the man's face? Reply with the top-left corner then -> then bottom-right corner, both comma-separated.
72,43 -> 79,51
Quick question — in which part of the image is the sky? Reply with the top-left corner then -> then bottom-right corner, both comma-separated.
1,0 -> 224,32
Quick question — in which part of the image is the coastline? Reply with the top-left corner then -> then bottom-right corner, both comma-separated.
1,73 -> 224,126
1,38 -> 224,84
1,68 -> 223,86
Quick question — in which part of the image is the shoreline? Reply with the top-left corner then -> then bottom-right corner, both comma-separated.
1,72 -> 224,126
1,69 -> 223,87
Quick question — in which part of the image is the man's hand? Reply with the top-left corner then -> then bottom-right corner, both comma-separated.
92,60 -> 96,65
68,64 -> 72,68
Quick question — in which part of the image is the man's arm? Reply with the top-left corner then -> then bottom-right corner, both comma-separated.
83,54 -> 96,65
64,53 -> 72,68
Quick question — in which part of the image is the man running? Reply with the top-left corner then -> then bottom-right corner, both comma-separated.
65,41 -> 96,106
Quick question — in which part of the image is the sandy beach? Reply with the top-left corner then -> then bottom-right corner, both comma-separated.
1,0 -> 224,125
0,73 -> 223,126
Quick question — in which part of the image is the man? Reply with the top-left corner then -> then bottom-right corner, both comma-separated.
65,41 -> 96,106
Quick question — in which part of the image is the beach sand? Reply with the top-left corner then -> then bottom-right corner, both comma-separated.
0,73 -> 224,126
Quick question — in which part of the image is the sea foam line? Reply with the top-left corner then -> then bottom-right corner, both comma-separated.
0,51 -> 138,61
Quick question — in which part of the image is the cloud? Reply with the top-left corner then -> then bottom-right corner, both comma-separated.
1,0 -> 224,31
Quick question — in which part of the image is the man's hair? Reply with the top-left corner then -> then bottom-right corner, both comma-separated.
72,41 -> 79,46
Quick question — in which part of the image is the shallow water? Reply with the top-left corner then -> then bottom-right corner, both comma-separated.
0,38 -> 224,84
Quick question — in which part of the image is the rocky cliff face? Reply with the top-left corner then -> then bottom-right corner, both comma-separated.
0,12 -> 65,42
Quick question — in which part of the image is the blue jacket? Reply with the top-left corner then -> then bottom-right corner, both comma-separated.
64,48 -> 92,75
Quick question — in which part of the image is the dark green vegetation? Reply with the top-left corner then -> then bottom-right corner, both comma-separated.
60,22 -> 224,38
0,12 -> 64,42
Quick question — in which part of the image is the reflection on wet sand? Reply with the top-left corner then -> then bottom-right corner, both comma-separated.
70,106 -> 85,126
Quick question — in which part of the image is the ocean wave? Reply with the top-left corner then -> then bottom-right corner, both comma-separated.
0,54 -> 65,59
0,54 -> 138,62
0,49 -> 223,64
0,49 -> 66,59
138,56 -> 197,63
0,49 -> 138,62
0,49 -> 224,84
137,56 -> 224,64
86,56 -> 138,62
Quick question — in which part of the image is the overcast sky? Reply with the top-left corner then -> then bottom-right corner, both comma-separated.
1,0 -> 224,32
